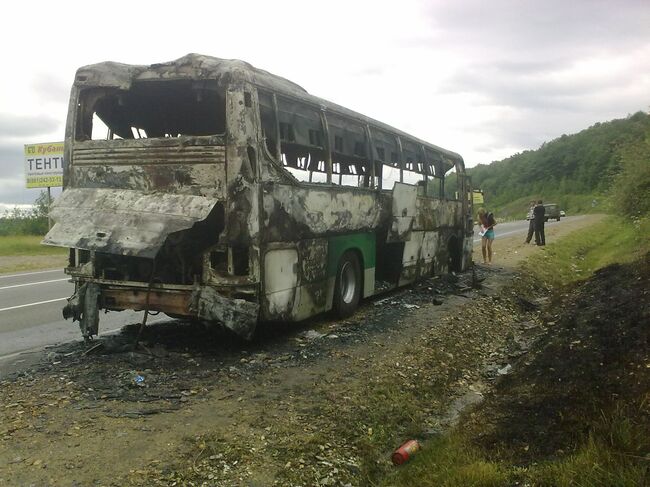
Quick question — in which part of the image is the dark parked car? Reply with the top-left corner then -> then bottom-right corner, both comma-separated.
526,203 -> 561,222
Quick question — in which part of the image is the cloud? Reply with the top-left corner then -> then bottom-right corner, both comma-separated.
0,144 -> 24,181
31,75 -> 71,106
0,176 -> 38,207
426,0 -> 650,56
412,0 -> 650,164
0,113 -> 62,138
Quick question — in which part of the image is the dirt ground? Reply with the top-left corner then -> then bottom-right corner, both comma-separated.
0,215 -> 605,486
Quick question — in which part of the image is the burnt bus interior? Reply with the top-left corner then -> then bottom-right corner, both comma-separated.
76,80 -> 227,141
74,204 -> 226,286
70,80 -> 229,285
258,90 -> 450,196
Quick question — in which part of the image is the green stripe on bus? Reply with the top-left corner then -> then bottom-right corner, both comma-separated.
327,233 -> 376,277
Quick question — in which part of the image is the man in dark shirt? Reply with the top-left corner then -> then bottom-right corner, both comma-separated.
533,200 -> 546,246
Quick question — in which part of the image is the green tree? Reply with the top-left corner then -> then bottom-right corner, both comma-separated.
466,111 -> 650,214
610,131 -> 650,218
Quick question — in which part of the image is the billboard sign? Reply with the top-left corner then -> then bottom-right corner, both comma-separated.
25,142 -> 64,188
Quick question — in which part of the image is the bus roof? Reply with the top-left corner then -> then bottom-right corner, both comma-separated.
74,53 -> 464,167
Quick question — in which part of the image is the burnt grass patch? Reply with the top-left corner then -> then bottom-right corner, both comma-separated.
466,253 -> 650,465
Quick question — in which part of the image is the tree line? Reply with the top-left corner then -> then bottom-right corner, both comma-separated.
464,110 -> 650,219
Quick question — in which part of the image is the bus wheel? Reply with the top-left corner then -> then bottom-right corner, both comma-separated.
333,251 -> 361,318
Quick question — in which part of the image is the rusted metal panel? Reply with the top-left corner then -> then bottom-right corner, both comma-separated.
418,199 -> 463,229
70,139 -> 226,197
190,286 -> 259,340
74,144 -> 225,165
43,188 -> 220,258
399,231 -> 427,285
103,288 -> 192,315
413,198 -> 463,230
71,163 -> 225,197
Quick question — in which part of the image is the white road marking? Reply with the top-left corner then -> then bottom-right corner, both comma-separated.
0,278 -> 69,291
0,269 -> 62,279
0,297 -> 67,313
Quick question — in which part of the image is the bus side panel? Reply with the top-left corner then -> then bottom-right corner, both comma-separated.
262,239 -> 330,322
261,184 -> 388,242
398,231 -> 442,285
415,198 -> 464,230
292,239 -> 329,321
263,247 -> 299,319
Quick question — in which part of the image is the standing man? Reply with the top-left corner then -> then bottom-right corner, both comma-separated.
533,200 -> 546,246
524,200 -> 536,244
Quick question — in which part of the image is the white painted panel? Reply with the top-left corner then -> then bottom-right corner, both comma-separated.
421,231 -> 440,264
389,183 -> 418,241
402,231 -> 425,266
363,267 -> 375,297
264,249 -> 298,315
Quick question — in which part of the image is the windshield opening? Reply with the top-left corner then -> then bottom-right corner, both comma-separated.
76,81 -> 226,141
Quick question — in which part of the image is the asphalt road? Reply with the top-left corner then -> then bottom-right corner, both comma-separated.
0,268 -> 167,367
472,215 -> 574,244
0,217 -> 570,370
473,218 -> 532,243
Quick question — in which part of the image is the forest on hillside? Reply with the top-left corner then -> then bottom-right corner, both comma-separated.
463,110 -> 650,218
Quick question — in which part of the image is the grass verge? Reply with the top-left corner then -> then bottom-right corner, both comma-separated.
0,235 -> 67,274
0,235 -> 64,257
385,216 -> 650,487
520,216 -> 650,289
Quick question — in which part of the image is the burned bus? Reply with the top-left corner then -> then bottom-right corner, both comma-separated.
43,54 -> 474,341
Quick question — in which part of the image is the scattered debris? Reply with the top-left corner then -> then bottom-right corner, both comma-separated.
300,330 -> 326,341
497,364 -> 513,375
131,373 -> 145,387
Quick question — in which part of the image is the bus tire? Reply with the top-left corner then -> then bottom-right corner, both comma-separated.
333,250 -> 361,318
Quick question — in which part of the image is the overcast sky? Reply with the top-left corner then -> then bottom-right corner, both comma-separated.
1,0 -> 648,208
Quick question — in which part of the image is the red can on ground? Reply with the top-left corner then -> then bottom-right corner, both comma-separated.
391,439 -> 421,465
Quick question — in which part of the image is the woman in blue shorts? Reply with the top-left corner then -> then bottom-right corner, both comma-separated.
477,207 -> 496,264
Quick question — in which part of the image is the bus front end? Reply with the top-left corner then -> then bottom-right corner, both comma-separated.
43,55 -> 262,340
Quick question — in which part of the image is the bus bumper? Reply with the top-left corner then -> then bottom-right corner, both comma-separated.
63,282 -> 259,341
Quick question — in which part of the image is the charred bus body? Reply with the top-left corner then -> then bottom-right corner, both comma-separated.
44,54 -> 474,341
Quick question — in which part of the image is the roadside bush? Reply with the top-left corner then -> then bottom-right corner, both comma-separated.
609,131 -> 650,219
0,191 -> 50,236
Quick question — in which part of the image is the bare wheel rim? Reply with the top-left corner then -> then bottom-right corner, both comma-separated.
339,261 -> 357,304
